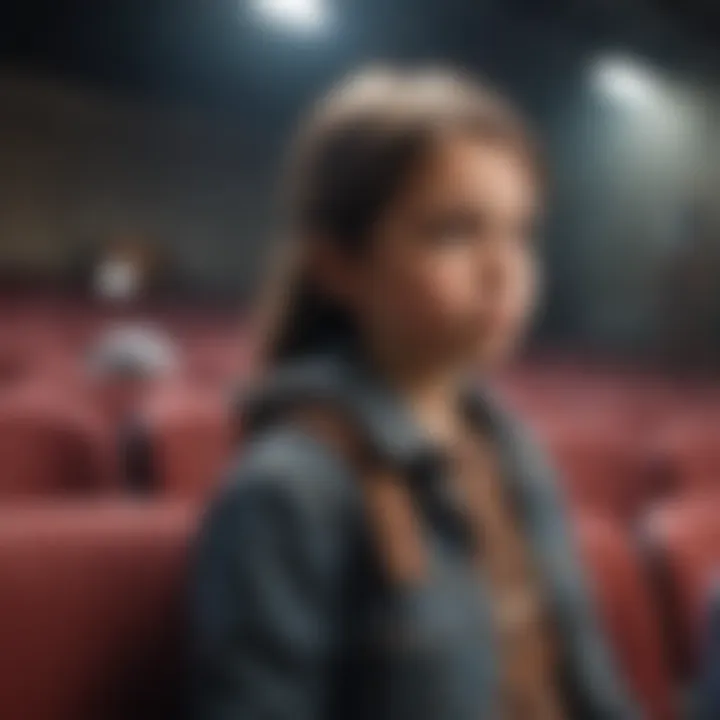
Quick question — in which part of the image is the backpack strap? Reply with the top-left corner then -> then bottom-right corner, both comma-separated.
289,404 -> 427,586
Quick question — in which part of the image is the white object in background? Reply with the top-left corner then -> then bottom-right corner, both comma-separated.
94,258 -> 140,303
592,55 -> 660,107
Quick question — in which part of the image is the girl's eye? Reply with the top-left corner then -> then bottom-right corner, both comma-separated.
422,210 -> 484,247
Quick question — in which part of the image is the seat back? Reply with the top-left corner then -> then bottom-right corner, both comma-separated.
657,422 -> 720,496
547,429 -> 647,521
575,514 -> 676,720
143,388 -> 231,498
0,501 -> 197,720
0,386 -> 114,497
644,497 -> 720,677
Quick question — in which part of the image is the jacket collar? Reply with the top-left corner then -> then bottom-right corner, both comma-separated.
241,344 -> 505,474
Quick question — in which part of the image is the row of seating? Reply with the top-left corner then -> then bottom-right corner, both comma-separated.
1,496 -> 717,719
2,374 -> 717,521
546,417 -> 720,522
0,310 -> 251,389
0,380 -> 232,499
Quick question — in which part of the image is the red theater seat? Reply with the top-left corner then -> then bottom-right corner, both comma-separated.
575,515 -> 676,720
0,384 -> 115,497
142,387 -> 232,498
0,501 -> 197,720
0,347 -> 30,387
656,422 -> 720,496
547,429 -> 647,521
644,497 -> 720,677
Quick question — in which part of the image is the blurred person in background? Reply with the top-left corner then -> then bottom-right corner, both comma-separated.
87,323 -> 179,492
90,237 -> 160,306
192,67 -> 638,719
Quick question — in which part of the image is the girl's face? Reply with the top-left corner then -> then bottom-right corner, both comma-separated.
339,135 -> 541,370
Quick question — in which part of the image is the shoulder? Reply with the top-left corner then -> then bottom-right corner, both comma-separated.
204,423 -> 363,545
221,351 -> 373,519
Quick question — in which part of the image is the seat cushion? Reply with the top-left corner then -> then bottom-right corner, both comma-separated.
0,501 -> 197,720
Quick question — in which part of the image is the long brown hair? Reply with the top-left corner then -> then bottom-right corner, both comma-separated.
258,65 -> 540,368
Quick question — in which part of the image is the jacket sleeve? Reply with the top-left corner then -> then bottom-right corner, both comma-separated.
514,429 -> 642,720
190,426 -> 358,720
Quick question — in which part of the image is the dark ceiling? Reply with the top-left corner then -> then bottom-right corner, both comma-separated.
0,0 -> 717,112
654,0 -> 720,33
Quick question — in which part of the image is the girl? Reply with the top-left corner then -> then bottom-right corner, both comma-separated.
192,66 -> 638,720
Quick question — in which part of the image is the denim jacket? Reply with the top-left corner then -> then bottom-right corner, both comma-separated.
191,348 -> 640,719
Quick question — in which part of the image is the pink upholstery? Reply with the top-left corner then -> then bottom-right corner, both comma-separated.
0,384 -> 115,497
644,497 -> 720,676
142,386 -> 232,498
0,501 -> 197,720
